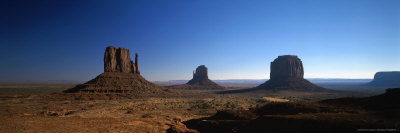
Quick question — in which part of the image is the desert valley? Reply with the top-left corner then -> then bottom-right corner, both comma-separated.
2,1 -> 399,132
1,46 -> 399,133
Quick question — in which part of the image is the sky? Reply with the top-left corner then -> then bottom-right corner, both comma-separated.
1,0 -> 399,82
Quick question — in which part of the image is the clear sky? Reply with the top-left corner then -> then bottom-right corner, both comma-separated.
1,0 -> 399,82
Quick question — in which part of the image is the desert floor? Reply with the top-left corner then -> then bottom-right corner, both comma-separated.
0,84 -> 395,133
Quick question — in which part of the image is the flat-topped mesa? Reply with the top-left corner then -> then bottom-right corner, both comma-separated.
366,71 -> 400,87
270,55 -> 304,80
373,71 -> 400,82
104,46 -> 139,74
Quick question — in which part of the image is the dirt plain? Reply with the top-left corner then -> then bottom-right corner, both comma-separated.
0,83 -> 398,133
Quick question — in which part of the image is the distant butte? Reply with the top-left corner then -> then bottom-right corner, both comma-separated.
166,65 -> 224,90
62,46 -> 170,99
255,55 -> 324,91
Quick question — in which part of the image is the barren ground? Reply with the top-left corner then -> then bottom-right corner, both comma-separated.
0,84 -> 394,133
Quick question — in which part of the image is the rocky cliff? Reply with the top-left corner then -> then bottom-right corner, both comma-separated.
104,46 -> 139,74
256,55 -> 324,91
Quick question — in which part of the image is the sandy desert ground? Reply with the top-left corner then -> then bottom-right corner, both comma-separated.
0,84 -> 398,133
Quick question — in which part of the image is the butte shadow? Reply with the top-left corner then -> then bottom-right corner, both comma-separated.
178,89 -> 400,133
165,65 -> 224,90
321,88 -> 400,111
220,55 -> 326,94
178,88 -> 400,133
58,46 -> 173,100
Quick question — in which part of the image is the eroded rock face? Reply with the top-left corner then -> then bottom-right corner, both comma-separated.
104,46 -> 139,74
270,55 -> 304,80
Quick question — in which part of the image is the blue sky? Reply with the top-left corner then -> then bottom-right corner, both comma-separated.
1,0 -> 399,82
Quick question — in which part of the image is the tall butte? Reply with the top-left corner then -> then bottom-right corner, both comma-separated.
255,55 -> 324,91
63,46 -> 168,98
